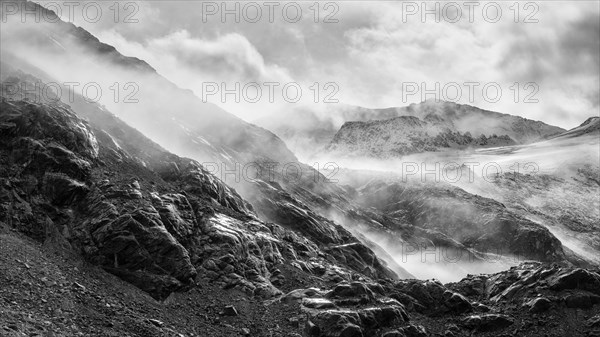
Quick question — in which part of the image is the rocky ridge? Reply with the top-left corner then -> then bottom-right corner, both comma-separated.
327,115 -> 516,158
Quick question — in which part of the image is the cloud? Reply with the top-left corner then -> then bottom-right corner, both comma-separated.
98,29 -> 291,82
150,31 -> 285,82
95,28 -> 297,119
74,1 -> 598,128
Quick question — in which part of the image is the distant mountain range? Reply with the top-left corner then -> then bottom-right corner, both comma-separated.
259,100 -> 566,159
326,100 -> 567,158
327,114 -> 517,158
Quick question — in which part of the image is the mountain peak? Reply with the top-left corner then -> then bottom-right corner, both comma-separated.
580,116 -> 600,127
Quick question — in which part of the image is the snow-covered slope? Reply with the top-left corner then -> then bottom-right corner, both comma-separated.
326,113 -> 516,158
260,100 -> 565,159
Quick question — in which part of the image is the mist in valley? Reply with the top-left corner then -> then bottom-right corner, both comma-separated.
318,129 -> 600,272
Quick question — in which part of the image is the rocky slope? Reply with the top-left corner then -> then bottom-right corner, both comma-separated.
0,66 -> 405,300
0,2 -> 404,281
4,224 -> 600,336
489,169 -> 600,265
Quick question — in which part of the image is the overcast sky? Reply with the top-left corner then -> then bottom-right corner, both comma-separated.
40,0 -> 600,129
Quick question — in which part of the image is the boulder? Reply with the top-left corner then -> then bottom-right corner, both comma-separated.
549,269 -> 600,294
302,298 -> 336,309
462,314 -> 513,332
523,297 -> 552,313
92,211 -> 197,294
442,290 -> 472,313
563,293 -> 600,309
42,173 -> 89,205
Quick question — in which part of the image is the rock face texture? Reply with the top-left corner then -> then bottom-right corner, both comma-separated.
278,262 -> 600,337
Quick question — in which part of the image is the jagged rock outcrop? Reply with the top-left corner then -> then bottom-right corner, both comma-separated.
248,179 -> 398,281
270,261 -> 600,336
